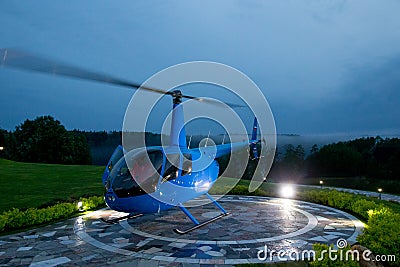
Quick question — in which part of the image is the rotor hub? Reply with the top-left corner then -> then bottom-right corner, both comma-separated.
172,90 -> 182,104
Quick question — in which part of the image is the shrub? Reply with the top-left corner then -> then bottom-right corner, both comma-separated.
357,207 -> 400,266
80,196 -> 105,211
0,196 -> 105,232
0,215 -> 6,231
229,185 -> 251,195
351,199 -> 384,221
0,203 -> 76,231
326,191 -> 354,210
294,189 -> 390,221
298,190 -> 329,206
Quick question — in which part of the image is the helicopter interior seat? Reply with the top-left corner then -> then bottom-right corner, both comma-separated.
161,153 -> 193,183
111,149 -> 164,198
131,159 -> 152,184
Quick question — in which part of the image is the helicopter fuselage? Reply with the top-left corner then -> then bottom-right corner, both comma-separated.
103,145 -> 220,213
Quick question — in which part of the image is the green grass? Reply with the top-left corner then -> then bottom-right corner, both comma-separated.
1,158 -> 398,215
0,159 -> 104,212
210,177 -> 289,196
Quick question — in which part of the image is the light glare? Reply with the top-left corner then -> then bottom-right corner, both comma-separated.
280,184 -> 295,198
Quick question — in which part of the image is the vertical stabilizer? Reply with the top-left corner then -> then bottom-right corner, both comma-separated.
250,117 -> 259,159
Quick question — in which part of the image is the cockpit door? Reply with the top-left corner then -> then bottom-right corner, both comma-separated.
102,145 -> 124,185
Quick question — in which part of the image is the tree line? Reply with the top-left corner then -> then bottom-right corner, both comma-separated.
0,116 -> 91,164
1,116 -> 399,183
267,137 -> 400,181
0,116 -> 163,165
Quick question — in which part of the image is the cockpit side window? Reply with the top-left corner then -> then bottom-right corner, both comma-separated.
108,146 -> 124,171
104,145 -> 124,186
161,153 -> 192,182
111,149 -> 163,198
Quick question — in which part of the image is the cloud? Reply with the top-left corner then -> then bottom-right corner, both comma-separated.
307,55 -> 400,134
1,1 -> 400,135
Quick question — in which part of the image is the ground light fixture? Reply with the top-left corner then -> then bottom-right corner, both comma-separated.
77,201 -> 83,211
319,180 -> 323,189
280,184 -> 295,199
378,188 -> 383,200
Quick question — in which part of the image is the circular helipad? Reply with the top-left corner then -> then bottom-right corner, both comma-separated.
0,196 -> 364,266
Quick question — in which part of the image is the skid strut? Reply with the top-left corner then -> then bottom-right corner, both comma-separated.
100,213 -> 142,224
173,193 -> 230,235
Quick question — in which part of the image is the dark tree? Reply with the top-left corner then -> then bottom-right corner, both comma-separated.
313,142 -> 363,177
374,138 -> 400,180
67,130 -> 92,164
304,137 -> 400,179
310,144 -> 319,154
11,116 -> 91,164
269,144 -> 306,182
282,144 -> 306,179
0,128 -> 7,158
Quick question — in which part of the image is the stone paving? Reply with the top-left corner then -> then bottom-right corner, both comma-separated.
0,195 -> 364,266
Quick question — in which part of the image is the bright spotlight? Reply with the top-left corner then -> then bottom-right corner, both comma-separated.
0,147 -> 4,151
280,184 -> 295,198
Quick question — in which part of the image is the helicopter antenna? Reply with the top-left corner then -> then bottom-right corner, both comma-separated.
222,133 -> 226,145
187,135 -> 192,149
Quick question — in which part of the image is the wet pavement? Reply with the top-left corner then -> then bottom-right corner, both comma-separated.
0,195 -> 364,266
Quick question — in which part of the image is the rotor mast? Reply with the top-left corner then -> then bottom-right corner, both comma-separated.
170,90 -> 187,148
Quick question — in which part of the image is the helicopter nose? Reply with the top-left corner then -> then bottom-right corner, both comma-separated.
105,191 -> 116,204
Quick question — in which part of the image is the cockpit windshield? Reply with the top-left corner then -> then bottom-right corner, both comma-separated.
109,148 -> 163,198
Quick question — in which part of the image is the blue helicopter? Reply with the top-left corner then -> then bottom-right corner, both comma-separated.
101,93 -> 260,233
1,48 -> 262,234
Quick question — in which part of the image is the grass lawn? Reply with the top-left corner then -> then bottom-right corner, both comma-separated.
1,158 -> 398,214
0,159 -> 104,213
210,176 -> 292,195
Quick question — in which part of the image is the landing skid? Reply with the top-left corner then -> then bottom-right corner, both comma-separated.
100,213 -> 142,224
173,193 -> 230,235
173,212 -> 230,234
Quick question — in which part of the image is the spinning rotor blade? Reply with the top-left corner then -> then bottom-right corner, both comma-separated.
0,48 -> 244,108
182,95 -> 245,108
0,48 -> 165,94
